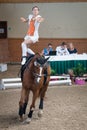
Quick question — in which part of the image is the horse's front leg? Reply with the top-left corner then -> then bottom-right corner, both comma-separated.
38,85 -> 48,117
23,89 -> 30,115
19,87 -> 29,121
24,90 -> 39,124
38,98 -> 44,117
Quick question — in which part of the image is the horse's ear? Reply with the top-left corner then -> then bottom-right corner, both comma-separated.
44,57 -> 50,63
46,57 -> 50,61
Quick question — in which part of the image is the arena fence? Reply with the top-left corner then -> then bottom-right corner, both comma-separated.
0,76 -> 71,90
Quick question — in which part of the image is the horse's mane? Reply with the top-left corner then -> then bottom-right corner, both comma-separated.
20,54 -> 35,81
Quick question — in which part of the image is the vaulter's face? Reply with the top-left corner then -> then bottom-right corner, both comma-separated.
32,7 -> 39,16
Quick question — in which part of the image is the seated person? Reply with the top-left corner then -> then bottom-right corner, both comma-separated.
41,43 -> 53,56
68,43 -> 77,54
56,42 -> 69,56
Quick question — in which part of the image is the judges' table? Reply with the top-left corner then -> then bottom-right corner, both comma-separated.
47,54 -> 87,74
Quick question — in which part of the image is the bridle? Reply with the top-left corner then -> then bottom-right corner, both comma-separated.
33,62 -> 47,77
27,59 -> 49,78
19,54 -> 50,80
32,72 -> 47,78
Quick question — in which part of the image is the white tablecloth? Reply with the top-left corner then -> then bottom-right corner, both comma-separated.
47,54 -> 87,61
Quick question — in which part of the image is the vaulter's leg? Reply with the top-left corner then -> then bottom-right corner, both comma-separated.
21,39 -> 33,65
21,42 -> 27,65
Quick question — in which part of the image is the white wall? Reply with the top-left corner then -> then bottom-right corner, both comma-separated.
0,3 -> 87,38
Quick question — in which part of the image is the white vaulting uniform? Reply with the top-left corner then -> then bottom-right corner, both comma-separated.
24,14 -> 41,43
21,14 -> 42,65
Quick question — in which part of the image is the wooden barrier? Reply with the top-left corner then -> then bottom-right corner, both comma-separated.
0,75 -> 71,90
0,78 -> 22,90
49,76 -> 71,86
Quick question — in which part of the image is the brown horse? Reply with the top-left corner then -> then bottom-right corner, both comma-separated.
19,53 -> 51,123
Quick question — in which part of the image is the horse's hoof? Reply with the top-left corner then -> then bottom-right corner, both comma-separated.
38,110 -> 43,117
22,118 -> 31,124
19,116 -> 23,122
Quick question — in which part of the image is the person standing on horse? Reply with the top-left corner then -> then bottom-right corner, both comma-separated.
20,6 -> 44,65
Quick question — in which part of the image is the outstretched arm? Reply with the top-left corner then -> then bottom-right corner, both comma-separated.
36,17 -> 44,23
20,17 -> 29,22
32,16 -> 44,23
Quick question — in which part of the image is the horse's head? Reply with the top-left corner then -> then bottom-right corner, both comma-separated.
32,54 -> 50,83
34,55 -> 49,67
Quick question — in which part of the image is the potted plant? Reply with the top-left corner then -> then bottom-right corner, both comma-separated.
72,63 -> 87,85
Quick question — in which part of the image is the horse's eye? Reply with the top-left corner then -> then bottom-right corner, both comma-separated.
34,61 -> 37,66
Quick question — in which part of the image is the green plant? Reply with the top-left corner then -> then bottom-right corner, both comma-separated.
51,69 -> 56,75
72,63 -> 87,77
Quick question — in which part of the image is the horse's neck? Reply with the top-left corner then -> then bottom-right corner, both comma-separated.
28,62 -> 36,75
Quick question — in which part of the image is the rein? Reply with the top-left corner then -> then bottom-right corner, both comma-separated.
32,72 -> 48,78
27,65 -> 49,78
